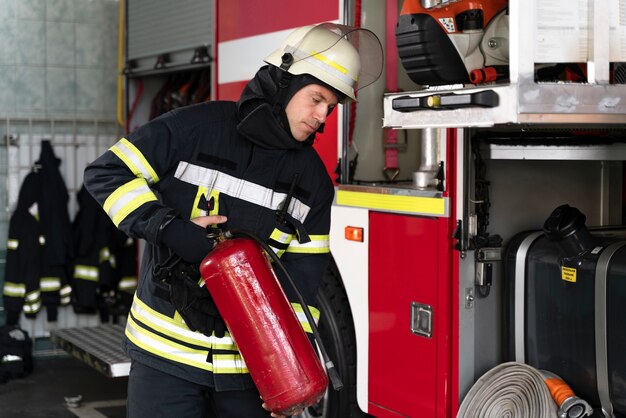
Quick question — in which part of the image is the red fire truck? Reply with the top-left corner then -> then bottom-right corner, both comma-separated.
52,0 -> 626,417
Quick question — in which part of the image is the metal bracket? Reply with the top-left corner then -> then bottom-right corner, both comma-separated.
465,288 -> 474,309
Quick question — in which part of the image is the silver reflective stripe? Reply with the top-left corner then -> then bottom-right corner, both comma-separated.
40,277 -> 61,291
595,241 -> 626,418
60,285 -> 72,296
74,265 -> 98,281
286,235 -> 330,254
118,277 -> 137,290
285,45 -> 356,88
23,300 -> 41,313
212,354 -> 249,374
25,290 -> 40,302
7,239 -> 18,250
174,162 -> 311,223
60,285 -> 72,305
514,231 -> 543,363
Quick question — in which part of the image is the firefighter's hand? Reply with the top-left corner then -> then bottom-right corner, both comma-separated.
190,215 -> 227,229
161,215 -> 227,264
262,402 -> 304,417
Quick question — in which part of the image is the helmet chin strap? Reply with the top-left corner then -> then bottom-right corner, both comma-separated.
272,53 -> 294,118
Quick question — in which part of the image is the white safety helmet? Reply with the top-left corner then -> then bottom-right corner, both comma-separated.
264,23 -> 383,102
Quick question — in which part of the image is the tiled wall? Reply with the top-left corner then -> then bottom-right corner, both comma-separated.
0,0 -> 122,331
0,0 -> 120,119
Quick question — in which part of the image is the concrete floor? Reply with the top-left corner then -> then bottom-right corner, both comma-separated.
0,355 -> 128,418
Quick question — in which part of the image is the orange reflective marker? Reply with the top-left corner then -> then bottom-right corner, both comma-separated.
345,226 -> 364,242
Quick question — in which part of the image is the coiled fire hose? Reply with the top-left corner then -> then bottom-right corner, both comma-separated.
457,362 -> 593,418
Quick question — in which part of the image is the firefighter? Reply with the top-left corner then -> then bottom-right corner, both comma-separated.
84,23 -> 382,418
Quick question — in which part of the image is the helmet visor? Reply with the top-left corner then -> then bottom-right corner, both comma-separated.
290,23 -> 384,94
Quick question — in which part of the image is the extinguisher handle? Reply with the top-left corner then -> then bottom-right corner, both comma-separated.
225,229 -> 344,391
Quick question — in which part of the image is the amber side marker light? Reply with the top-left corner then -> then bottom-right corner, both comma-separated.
345,226 -> 364,242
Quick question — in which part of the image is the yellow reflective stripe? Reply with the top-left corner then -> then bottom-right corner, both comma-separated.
286,45 -> 356,86
103,178 -> 158,227
268,228 -> 294,257
7,239 -> 18,250
131,296 -> 236,350
60,284 -> 72,296
109,254 -> 117,268
174,163 -> 311,223
213,354 -> 249,374
125,315 -> 214,371
25,290 -> 41,302
74,265 -> 98,281
270,228 -> 294,244
286,235 -> 330,254
2,282 -> 25,297
40,277 -> 61,291
190,186 -> 209,219
110,138 -> 160,184
118,276 -> 137,290
292,303 -> 321,334
60,285 -> 72,305
336,189 -> 446,216
312,51 -> 348,75
24,289 -> 42,313
23,299 -> 41,313
99,247 -> 111,263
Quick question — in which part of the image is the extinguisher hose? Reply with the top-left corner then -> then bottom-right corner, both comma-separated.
225,229 -> 344,392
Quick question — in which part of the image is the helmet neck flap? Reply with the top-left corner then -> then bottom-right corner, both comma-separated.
236,65 -> 333,150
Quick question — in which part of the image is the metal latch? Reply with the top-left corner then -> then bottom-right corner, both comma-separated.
410,302 -> 433,338
475,247 -> 502,298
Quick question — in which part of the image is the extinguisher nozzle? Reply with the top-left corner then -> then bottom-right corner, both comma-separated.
326,362 -> 344,391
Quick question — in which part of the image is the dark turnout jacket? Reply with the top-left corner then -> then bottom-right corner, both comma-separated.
3,141 -> 72,324
83,66 -> 334,390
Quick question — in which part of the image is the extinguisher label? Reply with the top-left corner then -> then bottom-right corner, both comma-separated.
561,266 -> 577,283
438,17 -> 456,33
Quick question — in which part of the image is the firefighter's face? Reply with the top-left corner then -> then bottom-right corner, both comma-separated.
285,83 -> 338,141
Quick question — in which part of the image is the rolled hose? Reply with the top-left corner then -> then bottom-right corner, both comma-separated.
457,362 -> 557,418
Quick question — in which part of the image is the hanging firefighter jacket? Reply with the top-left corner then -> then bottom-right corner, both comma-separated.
71,185 -> 137,322
83,67 -> 334,390
3,141 -> 73,324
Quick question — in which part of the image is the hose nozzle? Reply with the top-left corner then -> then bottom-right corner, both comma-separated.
540,370 -> 593,418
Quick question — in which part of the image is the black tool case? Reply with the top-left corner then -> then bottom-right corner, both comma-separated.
504,205 -> 626,416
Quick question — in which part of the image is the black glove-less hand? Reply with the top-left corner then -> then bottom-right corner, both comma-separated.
154,256 -> 227,338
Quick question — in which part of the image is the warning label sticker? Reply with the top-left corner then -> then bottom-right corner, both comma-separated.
562,266 -> 577,283
438,17 -> 456,33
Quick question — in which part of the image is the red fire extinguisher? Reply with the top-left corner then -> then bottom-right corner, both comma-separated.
199,230 -> 342,416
